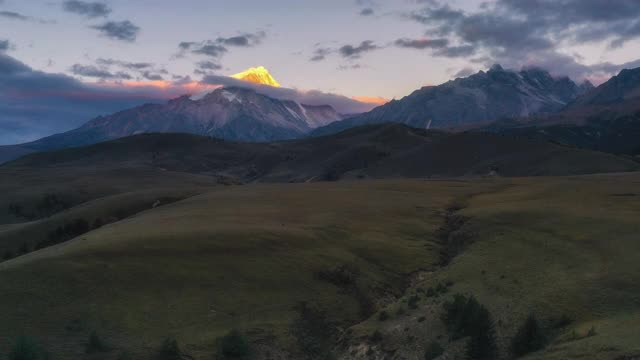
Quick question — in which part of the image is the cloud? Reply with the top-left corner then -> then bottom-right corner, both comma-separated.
0,10 -> 52,23
0,53 -> 189,144
360,8 -> 374,16
338,64 -> 364,71
96,58 -> 153,70
453,67 -> 475,78
70,64 -> 132,79
193,43 -> 228,57
177,31 -> 266,61
356,0 -> 377,16
91,20 -> 140,42
310,47 -> 332,62
195,60 -> 222,74
493,50 -> 640,83
0,39 -> 9,52
394,38 -> 448,49
85,58 -> 170,81
178,41 -> 227,59
0,10 -> 29,21
62,1 -> 111,18
433,44 -> 476,58
217,32 -> 266,47
141,71 -> 163,81
339,40 -> 380,59
200,74 -> 379,114
308,40 -> 380,63
402,0 -> 640,80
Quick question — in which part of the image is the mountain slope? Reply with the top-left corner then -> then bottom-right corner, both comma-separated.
313,65 -> 590,136
476,67 -> 640,156
0,87 -> 343,160
485,112 -> 640,156
569,67 -> 640,108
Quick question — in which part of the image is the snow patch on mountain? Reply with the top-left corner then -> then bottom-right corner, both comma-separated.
221,90 -> 242,103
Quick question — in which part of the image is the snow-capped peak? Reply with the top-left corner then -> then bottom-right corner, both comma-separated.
230,66 -> 281,87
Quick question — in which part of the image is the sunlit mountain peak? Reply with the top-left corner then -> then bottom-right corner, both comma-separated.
230,66 -> 281,87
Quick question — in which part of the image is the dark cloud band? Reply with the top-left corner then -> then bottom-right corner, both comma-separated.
62,1 -> 111,18
91,20 -> 140,42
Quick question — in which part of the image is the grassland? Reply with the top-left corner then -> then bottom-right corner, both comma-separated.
0,174 -> 639,359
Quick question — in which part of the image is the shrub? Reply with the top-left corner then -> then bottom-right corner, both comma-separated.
19,242 -> 30,255
92,218 -> 104,230
324,167 -> 341,181
426,287 -> 437,298
8,203 -> 24,217
370,330 -> 383,343
435,283 -> 448,294
466,307 -> 497,360
551,315 -> 572,329
36,194 -> 71,218
510,314 -> 546,357
86,331 -> 110,353
117,351 -> 132,360
408,295 -> 420,309
442,294 -> 497,360
315,265 -> 358,287
424,341 -> 444,360
587,326 -> 597,337
378,310 -> 389,321
40,218 -> 91,250
3,250 -> 14,260
9,337 -> 43,360
157,338 -> 184,360
291,303 -> 334,359
218,330 -> 250,359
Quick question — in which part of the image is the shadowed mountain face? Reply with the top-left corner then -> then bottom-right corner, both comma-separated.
6,124 -> 637,181
569,67 -> 640,108
312,65 -> 591,136
476,68 -> 640,156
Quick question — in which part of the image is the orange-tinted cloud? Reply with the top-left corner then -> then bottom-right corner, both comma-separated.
351,96 -> 389,105
94,80 -> 216,99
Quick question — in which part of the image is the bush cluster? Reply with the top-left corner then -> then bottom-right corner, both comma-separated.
291,302 -> 335,359
423,341 -> 444,360
510,314 -> 546,357
218,330 -> 250,359
442,294 -> 497,360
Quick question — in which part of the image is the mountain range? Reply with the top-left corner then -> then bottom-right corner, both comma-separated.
2,65 -> 640,164
26,86 -> 342,149
474,67 -> 640,156
312,65 -> 594,136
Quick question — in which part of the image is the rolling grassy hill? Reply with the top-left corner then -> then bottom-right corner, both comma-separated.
0,180 -> 484,359
4,124 -> 638,184
0,175 -> 639,359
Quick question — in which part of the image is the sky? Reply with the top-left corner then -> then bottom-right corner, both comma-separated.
1,0 -> 640,144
